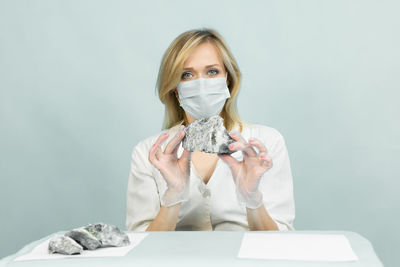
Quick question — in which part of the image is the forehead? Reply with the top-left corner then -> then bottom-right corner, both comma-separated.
183,42 -> 223,68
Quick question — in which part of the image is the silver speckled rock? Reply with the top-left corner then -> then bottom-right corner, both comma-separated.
65,227 -> 101,250
85,223 -> 130,247
182,115 -> 235,154
48,235 -> 83,255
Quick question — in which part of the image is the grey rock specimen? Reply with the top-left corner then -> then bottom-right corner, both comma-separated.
48,235 -> 83,255
49,223 -> 131,255
182,115 -> 235,154
65,227 -> 101,250
85,223 -> 130,247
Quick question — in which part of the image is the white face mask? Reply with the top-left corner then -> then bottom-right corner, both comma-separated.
177,73 -> 230,120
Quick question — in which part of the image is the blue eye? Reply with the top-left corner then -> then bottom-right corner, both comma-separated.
208,69 -> 219,75
181,72 -> 192,79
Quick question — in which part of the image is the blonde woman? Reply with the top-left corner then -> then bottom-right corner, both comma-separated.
126,28 -> 295,231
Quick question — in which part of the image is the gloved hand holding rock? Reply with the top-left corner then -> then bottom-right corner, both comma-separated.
148,125 -> 192,207
218,130 -> 273,209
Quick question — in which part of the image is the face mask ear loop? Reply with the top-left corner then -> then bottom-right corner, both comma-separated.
225,72 -> 229,89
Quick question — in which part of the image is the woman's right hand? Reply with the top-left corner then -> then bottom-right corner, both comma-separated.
148,125 -> 192,206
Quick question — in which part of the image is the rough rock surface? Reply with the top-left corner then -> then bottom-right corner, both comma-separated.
182,115 -> 235,154
49,223 -> 131,254
48,235 -> 83,255
64,227 -> 102,250
85,223 -> 130,247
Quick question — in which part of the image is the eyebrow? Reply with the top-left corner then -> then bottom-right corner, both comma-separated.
183,64 -> 220,71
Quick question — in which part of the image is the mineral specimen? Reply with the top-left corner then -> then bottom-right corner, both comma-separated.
85,223 -> 130,247
48,235 -> 83,255
49,223 -> 131,255
182,115 -> 235,154
64,227 -> 101,250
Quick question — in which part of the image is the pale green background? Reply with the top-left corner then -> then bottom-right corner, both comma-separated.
0,0 -> 398,266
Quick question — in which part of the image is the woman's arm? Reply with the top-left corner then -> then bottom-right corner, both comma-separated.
127,149 -> 183,232
246,132 -> 295,231
127,127 -> 191,232
145,127 -> 192,231
219,128 -> 295,231
246,205 -> 279,231
146,203 -> 182,231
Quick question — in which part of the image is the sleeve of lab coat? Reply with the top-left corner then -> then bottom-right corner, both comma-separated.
126,141 -> 161,232
259,128 -> 296,231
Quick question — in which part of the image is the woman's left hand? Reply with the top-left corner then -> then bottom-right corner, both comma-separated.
218,130 -> 273,209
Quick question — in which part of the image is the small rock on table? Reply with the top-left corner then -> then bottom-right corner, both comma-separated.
48,235 -> 83,255
53,222 -> 131,254
85,223 -> 130,247
64,227 -> 102,250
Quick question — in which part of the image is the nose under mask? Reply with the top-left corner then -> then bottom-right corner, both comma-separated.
177,73 -> 230,120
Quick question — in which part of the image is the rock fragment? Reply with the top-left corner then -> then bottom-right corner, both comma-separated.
85,223 -> 130,247
182,115 -> 235,154
48,235 -> 83,255
64,227 -> 101,250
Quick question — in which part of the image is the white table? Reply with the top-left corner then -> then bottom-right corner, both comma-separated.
0,230 -> 383,267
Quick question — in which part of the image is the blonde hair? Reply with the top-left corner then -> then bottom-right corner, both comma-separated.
156,28 -> 247,133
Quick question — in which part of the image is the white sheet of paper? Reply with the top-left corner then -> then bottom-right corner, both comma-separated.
14,233 -> 149,261
237,233 -> 358,262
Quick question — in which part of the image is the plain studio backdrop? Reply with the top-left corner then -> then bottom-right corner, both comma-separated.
0,0 -> 399,266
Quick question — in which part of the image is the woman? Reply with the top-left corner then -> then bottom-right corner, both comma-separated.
126,28 -> 295,231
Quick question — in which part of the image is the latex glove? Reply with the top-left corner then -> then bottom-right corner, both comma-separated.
218,130 -> 273,209
148,125 -> 192,207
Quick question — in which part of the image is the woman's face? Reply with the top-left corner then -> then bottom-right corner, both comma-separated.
175,42 -> 229,123
180,42 -> 227,82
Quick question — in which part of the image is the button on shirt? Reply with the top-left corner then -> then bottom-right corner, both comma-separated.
126,122 -> 295,231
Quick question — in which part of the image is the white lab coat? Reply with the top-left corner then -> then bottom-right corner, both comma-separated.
126,122 -> 295,231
